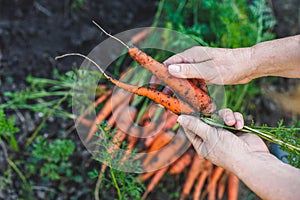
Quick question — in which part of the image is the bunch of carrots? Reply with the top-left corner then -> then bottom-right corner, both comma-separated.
56,22 -> 239,199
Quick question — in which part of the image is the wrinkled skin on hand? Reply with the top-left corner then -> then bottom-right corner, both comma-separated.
177,109 -> 269,169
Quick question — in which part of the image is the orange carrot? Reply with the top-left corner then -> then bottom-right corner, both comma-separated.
78,118 -> 94,126
108,106 -> 137,152
56,53 -> 201,119
106,101 -> 128,127
217,172 -> 228,200
126,135 -> 139,151
76,90 -> 111,126
208,181 -> 217,200
109,78 -> 197,115
143,128 -> 190,172
169,150 -> 193,175
130,28 -> 151,45
142,166 -> 169,199
92,21 -> 214,114
85,88 -> 131,143
193,171 -> 208,200
206,166 -> 225,193
143,131 -> 174,168
180,155 -> 206,200
193,161 -> 213,200
128,47 -> 214,114
144,112 -> 178,147
227,173 -> 239,200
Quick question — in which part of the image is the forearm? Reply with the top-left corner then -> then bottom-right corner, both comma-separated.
232,152 -> 300,200
250,35 -> 300,79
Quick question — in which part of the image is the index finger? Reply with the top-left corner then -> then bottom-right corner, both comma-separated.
163,46 -> 211,66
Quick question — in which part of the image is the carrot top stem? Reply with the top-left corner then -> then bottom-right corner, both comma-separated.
92,20 -> 130,49
55,53 -> 109,78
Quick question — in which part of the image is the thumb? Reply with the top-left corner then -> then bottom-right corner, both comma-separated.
177,115 -> 213,141
168,60 -> 216,79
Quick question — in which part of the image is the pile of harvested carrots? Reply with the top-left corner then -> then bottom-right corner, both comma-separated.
58,23 -> 240,199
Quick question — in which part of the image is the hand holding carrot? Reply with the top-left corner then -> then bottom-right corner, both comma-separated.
164,35 -> 300,85
177,109 -> 269,169
164,46 -> 254,85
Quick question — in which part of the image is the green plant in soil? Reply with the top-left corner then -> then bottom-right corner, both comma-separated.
25,136 -> 75,181
90,122 -> 145,200
0,108 -> 19,151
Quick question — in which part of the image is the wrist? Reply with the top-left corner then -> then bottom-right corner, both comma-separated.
230,151 -> 276,178
249,43 -> 276,78
231,47 -> 258,83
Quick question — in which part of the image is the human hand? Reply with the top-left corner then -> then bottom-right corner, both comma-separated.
164,46 -> 256,85
177,109 -> 269,170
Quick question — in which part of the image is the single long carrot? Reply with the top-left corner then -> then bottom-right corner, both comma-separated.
143,128 -> 190,172
227,173 -> 239,200
217,172 -> 228,200
142,131 -> 174,168
138,170 -> 156,182
106,101 -> 129,127
144,112 -> 178,147
193,161 -> 213,200
208,181 -> 217,200
76,89 -> 112,126
57,53 -> 197,118
85,88 -> 131,143
180,155 -> 206,200
142,166 -> 169,200
130,28 -> 151,45
92,21 -> 214,115
78,118 -> 94,126
206,166 -> 225,193
169,150 -> 193,175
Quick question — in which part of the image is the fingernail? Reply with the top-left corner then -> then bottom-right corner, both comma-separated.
225,116 -> 235,124
168,65 -> 180,73
177,115 -> 188,126
236,120 -> 243,130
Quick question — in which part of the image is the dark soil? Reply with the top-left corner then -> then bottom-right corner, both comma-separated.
0,0 -> 299,199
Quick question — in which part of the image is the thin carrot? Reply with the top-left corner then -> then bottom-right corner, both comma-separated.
138,170 -> 156,182
180,155 -> 206,200
144,111 -> 178,147
206,166 -> 225,193
193,161 -> 212,200
108,106 -> 137,153
92,21 -> 214,115
142,131 -> 174,168
76,90 -> 111,125
143,128 -> 190,172
142,166 -> 169,200
217,172 -> 228,200
106,101 -> 128,127
130,28 -> 151,45
78,118 -> 94,127
208,181 -> 217,200
126,135 -> 139,151
227,173 -> 239,200
57,53 -> 198,118
169,150 -> 193,175
85,88 -> 131,143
